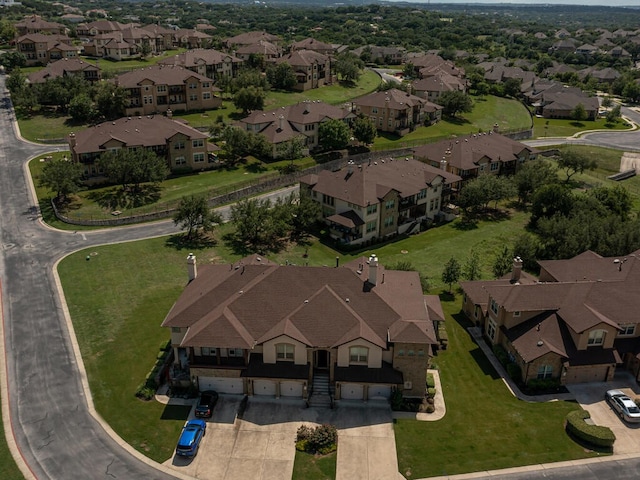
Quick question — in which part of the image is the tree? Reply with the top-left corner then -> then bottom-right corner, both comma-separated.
94,83 -> 128,120
39,158 -> 84,201
492,245 -> 513,278
513,160 -> 558,205
402,62 -> 415,79
222,126 -> 270,162
530,183 -> 573,227
605,105 -> 621,124
334,52 -> 363,83
233,86 -> 266,114
571,103 -> 587,122
266,62 -> 297,90
441,257 -> 461,293
438,90 -> 473,117
463,249 -> 481,281
556,149 -> 597,183
0,51 -> 26,73
275,136 -> 305,161
601,96 -> 613,108
352,115 -> 377,145
588,185 -> 633,218
503,78 -> 522,98
6,68 -> 27,96
140,41 -> 152,59
173,195 -> 222,239
69,94 -> 96,123
98,149 -> 168,191
289,192 -> 321,239
318,119 -> 351,151
622,81 -> 640,103
230,198 -> 273,250
512,233 -> 540,271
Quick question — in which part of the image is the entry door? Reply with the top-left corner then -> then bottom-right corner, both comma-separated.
315,350 -> 329,369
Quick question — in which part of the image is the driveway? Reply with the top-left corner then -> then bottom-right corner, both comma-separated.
165,396 -> 400,480
568,373 -> 640,454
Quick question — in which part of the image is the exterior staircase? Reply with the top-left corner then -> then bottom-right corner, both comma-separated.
308,371 -> 333,408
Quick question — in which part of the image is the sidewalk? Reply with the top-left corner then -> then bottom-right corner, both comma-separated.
391,369 -> 446,422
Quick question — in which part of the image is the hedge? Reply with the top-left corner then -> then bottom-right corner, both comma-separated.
426,373 -> 435,389
565,409 -> 616,448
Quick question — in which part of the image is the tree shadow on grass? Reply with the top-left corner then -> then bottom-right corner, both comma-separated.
570,121 -> 586,128
443,116 -> 471,126
160,404 -> 191,421
165,233 -> 218,251
86,184 -> 162,210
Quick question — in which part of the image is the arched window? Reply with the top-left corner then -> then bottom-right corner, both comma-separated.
349,346 -> 368,364
276,343 -> 294,361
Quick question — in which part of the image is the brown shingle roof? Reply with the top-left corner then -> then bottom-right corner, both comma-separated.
354,88 -> 426,110
157,49 -> 243,68
27,58 -> 98,84
163,256 -> 439,349
114,64 -> 214,87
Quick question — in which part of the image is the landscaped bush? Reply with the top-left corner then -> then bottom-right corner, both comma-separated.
426,373 -> 436,389
527,378 -> 561,393
565,409 -> 615,449
134,338 -> 171,400
427,387 -> 436,398
296,424 -> 338,455
506,363 -> 522,383
492,344 -> 509,366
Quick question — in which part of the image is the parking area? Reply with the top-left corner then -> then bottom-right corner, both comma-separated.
568,373 -> 640,454
164,395 -> 399,480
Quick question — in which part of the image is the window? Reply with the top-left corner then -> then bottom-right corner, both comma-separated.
157,85 -> 167,93
202,82 -> 210,88
385,200 -> 395,210
514,311 -> 521,317
384,216 -> 394,227
174,141 -> 185,150
193,153 -> 205,163
276,343 -> 294,361
588,329 -> 606,346
490,298 -> 499,315
480,164 -> 485,172
367,204 -> 377,215
143,95 -> 153,105
189,83 -> 197,89
407,350 -> 415,356
189,94 -> 198,101
620,324 -> 636,336
491,162 -> 499,172
349,346 -> 368,363
175,156 -> 186,165
397,349 -> 404,356
203,92 -> 211,100
227,348 -> 243,357
201,347 -> 217,356
429,199 -> 435,211
171,327 -> 181,333
417,189 -> 427,200
192,139 -> 204,148
372,108 -> 378,114
366,220 -> 376,233
537,365 -> 553,379
322,194 -> 334,206
487,318 -> 497,341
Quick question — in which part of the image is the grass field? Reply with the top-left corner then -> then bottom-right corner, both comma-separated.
0,390 -> 24,480
292,451 -> 337,480
533,115 -> 631,138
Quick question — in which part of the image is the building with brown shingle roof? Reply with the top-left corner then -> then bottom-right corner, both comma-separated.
412,132 -> 538,182
162,253 -> 444,400
290,37 -> 335,56
114,65 -> 221,116
68,115 -> 219,176
157,49 -> 244,82
299,158 -> 461,245
15,33 -> 77,66
15,14 -> 67,36
224,31 -> 280,48
27,58 -> 100,84
461,250 -> 640,386
273,49 -> 331,91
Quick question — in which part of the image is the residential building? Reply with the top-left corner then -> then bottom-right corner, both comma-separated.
235,40 -> 281,61
27,58 -> 100,84
223,31 -> 280,49
411,73 -> 466,103
299,158 -> 461,245
16,33 -> 77,66
460,250 -> 640,386
162,253 -> 445,401
236,100 -> 354,156
173,29 -> 213,49
409,54 -> 464,79
575,44 -> 600,56
412,132 -> 538,181
351,45 -> 406,64
67,115 -> 219,176
273,49 -> 331,91
351,88 -> 433,136
113,65 -> 221,116
537,88 -> 599,119
76,20 -> 133,37
157,49 -> 244,82
577,67 -> 621,84
15,14 -> 67,36
290,38 -> 335,56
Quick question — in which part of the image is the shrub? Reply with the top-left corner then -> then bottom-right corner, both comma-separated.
565,409 -> 615,448
527,378 -> 561,393
492,344 -> 509,366
390,388 -> 404,410
135,385 -> 156,401
425,404 -> 435,414
296,424 -> 338,455
427,387 -> 436,398
506,363 -> 522,383
426,373 -> 435,389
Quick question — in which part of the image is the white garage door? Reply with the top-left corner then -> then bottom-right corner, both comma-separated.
341,383 -> 364,400
254,379 -> 277,396
199,376 -> 244,394
281,381 -> 303,397
368,385 -> 391,400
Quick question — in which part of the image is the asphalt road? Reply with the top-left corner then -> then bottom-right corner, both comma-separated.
1,69 -> 640,480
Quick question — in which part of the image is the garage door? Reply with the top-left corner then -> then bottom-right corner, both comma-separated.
368,385 -> 391,400
565,365 -> 610,384
254,379 -> 277,396
281,381 -> 303,397
341,383 -> 364,400
199,376 -> 244,394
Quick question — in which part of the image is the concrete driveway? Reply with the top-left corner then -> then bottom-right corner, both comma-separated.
165,396 -> 400,480
568,373 -> 640,454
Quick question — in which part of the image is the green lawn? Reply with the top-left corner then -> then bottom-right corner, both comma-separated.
395,300 -> 598,478
292,451 -> 336,480
0,390 -> 24,480
533,115 -> 631,139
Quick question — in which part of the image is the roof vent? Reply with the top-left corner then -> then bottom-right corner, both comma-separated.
304,299 -> 309,303
537,340 -> 544,347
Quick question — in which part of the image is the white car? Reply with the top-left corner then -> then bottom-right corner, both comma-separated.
605,389 -> 640,423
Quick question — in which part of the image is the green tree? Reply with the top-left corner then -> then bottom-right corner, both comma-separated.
39,158 -> 84,201
492,245 -> 513,279
318,119 -> 351,151
622,81 -> 640,103
140,41 -> 152,59
233,86 -> 266,114
0,51 -> 26,73
503,78 -> 522,98
352,115 -> 377,145
94,83 -> 128,120
6,68 -> 27,96
173,195 -> 223,239
334,52 -> 363,83
438,90 -> 473,117
0,19 -> 16,44
605,105 -> 621,123
288,192 -> 321,239
69,94 -> 96,123
556,149 -> 597,183
441,257 -> 461,293
513,160 -> 558,205
588,185 -> 633,218
275,136 -> 305,161
222,126 -> 271,162
98,149 -> 168,191
230,197 -> 273,250
571,103 -> 587,122
512,232 -> 540,271
530,183 -> 573,227
463,249 -> 481,281
601,96 -> 613,108
266,62 -> 297,90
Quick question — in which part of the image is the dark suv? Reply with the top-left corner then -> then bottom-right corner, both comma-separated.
194,390 -> 219,418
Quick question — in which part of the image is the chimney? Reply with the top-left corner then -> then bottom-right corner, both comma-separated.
68,132 -> 76,148
166,108 -> 173,118
493,122 -> 500,133
511,256 -> 523,283
187,253 -> 197,282
278,114 -> 284,130
368,254 -> 378,285
440,156 -> 447,171
406,84 -> 412,95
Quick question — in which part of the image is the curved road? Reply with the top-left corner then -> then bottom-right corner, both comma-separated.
2,70 -> 640,480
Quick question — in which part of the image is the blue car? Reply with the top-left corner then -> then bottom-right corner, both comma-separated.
176,419 -> 206,457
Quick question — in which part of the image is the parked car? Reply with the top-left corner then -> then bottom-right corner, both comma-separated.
605,389 -> 640,423
175,419 -> 206,457
194,390 -> 219,418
